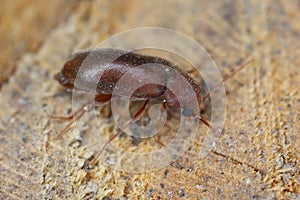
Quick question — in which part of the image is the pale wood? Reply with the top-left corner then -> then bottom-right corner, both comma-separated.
0,0 -> 299,199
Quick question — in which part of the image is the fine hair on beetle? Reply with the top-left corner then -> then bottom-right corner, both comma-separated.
49,48 -> 251,166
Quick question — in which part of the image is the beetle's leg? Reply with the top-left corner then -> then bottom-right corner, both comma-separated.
52,104 -> 92,141
89,100 -> 149,166
153,102 -> 168,147
48,94 -> 112,120
160,101 -> 167,119
154,136 -> 166,147
51,94 -> 112,141
47,104 -> 88,121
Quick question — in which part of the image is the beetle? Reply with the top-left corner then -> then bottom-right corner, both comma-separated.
51,48 -> 251,165
55,48 -> 203,111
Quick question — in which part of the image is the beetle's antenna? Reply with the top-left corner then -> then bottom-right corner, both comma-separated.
202,59 -> 253,102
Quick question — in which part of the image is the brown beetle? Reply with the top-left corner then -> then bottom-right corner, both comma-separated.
51,48 -> 251,165
55,48 -> 202,110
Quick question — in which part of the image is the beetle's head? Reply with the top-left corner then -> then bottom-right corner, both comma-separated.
55,51 -> 90,89
54,72 -> 74,89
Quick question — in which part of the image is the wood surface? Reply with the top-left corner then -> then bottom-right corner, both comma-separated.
0,0 -> 76,87
0,0 -> 299,199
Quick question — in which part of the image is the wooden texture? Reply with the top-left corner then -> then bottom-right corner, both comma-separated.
0,0 -> 299,199
0,0 -> 77,87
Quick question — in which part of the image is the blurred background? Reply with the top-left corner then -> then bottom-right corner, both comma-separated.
0,0 -> 76,87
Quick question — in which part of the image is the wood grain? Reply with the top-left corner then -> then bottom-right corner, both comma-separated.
0,0 -> 299,199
